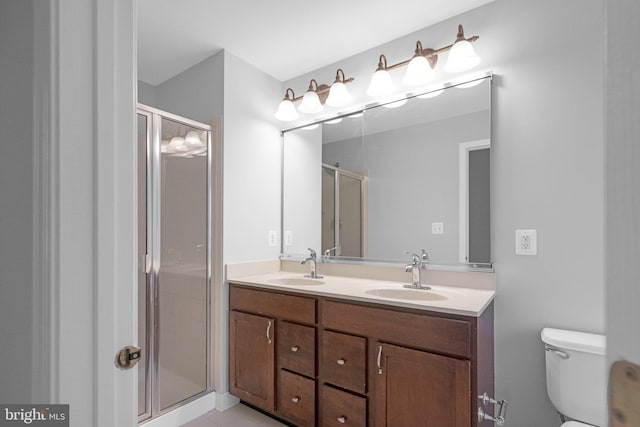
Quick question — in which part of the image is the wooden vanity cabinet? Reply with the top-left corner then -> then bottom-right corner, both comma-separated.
228,283 -> 494,427
228,310 -> 276,410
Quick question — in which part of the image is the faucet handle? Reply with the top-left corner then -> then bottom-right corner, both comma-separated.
420,249 -> 430,263
307,248 -> 317,259
403,250 -> 420,264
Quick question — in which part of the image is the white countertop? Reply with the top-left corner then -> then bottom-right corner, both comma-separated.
226,270 -> 495,317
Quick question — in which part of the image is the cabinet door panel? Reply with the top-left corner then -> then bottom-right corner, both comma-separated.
229,310 -> 275,410
375,343 -> 470,427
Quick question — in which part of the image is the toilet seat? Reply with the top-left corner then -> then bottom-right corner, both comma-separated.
562,421 -> 595,427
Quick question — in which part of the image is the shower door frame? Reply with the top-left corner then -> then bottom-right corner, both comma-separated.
137,104 -> 214,423
322,163 -> 368,258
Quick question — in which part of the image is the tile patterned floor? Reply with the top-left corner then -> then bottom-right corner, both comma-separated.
180,403 -> 288,427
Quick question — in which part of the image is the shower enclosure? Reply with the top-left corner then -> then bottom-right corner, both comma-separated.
321,164 -> 367,257
137,105 -> 213,423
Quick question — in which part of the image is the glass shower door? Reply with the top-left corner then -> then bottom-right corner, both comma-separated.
137,106 -> 212,423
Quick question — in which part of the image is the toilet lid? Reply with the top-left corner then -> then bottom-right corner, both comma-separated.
562,421 -> 594,427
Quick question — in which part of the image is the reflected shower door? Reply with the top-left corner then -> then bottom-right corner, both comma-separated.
321,164 -> 365,257
157,117 -> 208,411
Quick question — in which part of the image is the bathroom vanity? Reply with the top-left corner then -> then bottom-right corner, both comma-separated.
227,263 -> 495,427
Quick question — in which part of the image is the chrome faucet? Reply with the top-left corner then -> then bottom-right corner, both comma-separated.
324,246 -> 339,260
404,249 -> 430,290
301,248 -> 323,279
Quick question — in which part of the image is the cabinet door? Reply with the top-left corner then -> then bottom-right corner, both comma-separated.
374,343 -> 470,427
229,310 -> 276,410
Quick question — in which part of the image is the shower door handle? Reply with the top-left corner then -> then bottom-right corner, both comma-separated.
116,345 -> 142,369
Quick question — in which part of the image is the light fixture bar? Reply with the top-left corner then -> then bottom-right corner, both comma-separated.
380,26 -> 479,72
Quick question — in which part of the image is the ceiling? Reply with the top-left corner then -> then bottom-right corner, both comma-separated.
137,0 -> 494,86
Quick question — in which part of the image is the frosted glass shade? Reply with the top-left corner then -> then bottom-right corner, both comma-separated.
403,56 -> 434,86
274,99 -> 299,121
326,82 -> 352,107
169,136 -> 188,152
185,130 -> 205,147
298,90 -> 324,114
366,69 -> 393,97
417,89 -> 444,99
444,40 -> 480,73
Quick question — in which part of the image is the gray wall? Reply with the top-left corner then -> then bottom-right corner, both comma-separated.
606,0 -> 640,370
0,0 -> 34,403
284,0 -> 605,425
322,109 -> 490,262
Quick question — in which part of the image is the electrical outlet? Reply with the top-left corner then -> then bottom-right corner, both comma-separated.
432,222 -> 444,235
268,230 -> 278,247
284,230 -> 293,246
515,229 -> 537,255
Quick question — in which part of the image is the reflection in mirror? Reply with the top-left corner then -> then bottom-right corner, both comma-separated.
282,77 -> 491,268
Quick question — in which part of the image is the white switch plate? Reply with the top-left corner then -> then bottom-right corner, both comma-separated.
432,222 -> 444,235
515,229 -> 537,255
268,230 -> 278,247
284,230 -> 293,246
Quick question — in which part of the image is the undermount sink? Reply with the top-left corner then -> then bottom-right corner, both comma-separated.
365,288 -> 448,301
267,277 -> 325,286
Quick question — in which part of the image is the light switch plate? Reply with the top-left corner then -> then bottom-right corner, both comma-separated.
284,230 -> 293,246
432,222 -> 444,235
268,230 -> 278,247
515,229 -> 537,255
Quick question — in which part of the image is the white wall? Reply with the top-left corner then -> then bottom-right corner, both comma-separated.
283,1 -> 605,425
606,0 -> 640,369
0,0 -> 34,403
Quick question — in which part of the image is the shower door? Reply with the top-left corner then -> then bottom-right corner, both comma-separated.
321,164 -> 366,257
137,105 -> 212,423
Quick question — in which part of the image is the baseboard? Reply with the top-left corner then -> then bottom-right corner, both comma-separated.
215,392 -> 240,412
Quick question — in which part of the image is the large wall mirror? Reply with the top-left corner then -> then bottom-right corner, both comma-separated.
282,76 -> 491,268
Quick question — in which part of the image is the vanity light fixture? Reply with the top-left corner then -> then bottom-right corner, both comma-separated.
367,24 -> 480,98
299,79 -> 324,114
274,69 -> 355,121
274,88 -> 299,122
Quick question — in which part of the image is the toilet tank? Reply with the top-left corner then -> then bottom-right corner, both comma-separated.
541,328 -> 607,427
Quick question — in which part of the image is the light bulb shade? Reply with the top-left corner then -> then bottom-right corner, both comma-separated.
444,40 -> 480,73
169,136 -> 188,152
298,90 -> 324,114
403,55 -> 434,86
326,82 -> 352,107
274,99 -> 299,121
185,130 -> 205,147
366,69 -> 393,97
417,88 -> 445,99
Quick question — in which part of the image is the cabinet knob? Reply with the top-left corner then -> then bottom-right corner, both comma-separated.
291,346 -> 299,352
291,396 -> 300,404
337,358 -> 346,365
337,416 -> 347,424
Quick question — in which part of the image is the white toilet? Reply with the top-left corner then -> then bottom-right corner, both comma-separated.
541,328 -> 607,426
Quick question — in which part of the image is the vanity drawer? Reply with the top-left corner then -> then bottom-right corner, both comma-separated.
278,369 -> 315,427
278,321 -> 316,378
322,300 -> 471,358
321,386 -> 366,427
321,331 -> 367,394
229,285 -> 316,324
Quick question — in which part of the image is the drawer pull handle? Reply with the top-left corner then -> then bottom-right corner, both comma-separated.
377,345 -> 383,375
291,346 -> 299,352
291,396 -> 300,404
337,358 -> 346,366
266,320 -> 272,344
337,416 -> 347,424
